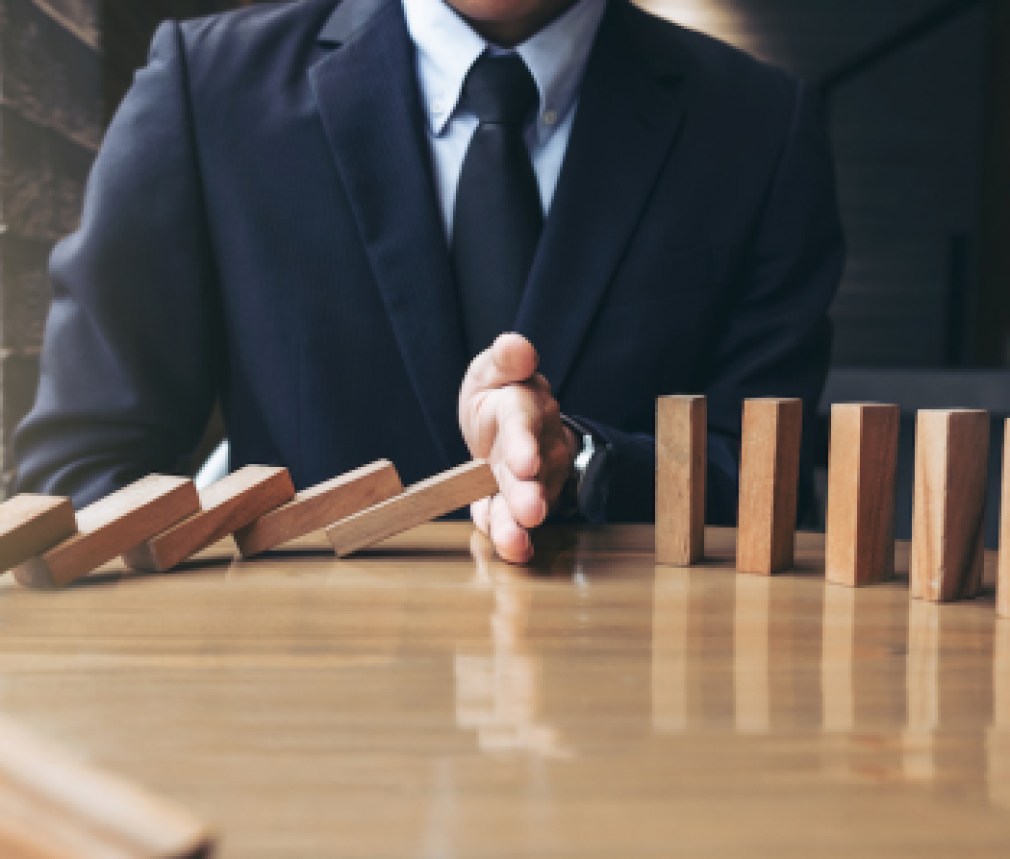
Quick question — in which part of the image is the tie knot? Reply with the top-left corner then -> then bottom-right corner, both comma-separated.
460,54 -> 539,127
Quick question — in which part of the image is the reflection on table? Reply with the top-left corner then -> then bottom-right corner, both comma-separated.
0,523 -> 1005,856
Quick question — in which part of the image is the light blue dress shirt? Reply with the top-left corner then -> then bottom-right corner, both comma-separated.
401,0 -> 608,239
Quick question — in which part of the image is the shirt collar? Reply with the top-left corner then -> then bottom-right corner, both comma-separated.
402,0 -> 607,142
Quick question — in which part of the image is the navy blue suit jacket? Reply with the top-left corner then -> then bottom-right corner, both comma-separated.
14,0 -> 844,523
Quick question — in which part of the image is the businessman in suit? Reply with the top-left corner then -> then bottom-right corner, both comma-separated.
13,0 -> 844,562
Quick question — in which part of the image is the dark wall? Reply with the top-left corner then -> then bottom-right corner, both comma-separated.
0,0 -> 102,491
642,0 -> 995,368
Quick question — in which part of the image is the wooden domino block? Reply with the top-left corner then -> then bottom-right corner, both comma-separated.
825,403 -> 900,587
656,395 -> 706,566
124,466 -> 295,572
0,495 -> 77,573
736,398 -> 802,575
910,409 -> 989,603
326,460 -> 498,558
0,714 -> 213,858
999,419 -> 1009,618
12,475 -> 199,590
234,460 -> 403,557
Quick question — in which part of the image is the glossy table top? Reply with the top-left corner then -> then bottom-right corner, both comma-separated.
1,523 -> 1008,857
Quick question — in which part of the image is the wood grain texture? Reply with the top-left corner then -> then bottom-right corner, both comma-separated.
999,419 -> 1010,618
12,475 -> 199,589
825,403 -> 900,587
656,395 -> 706,566
736,398 -> 803,575
0,523 -> 1005,857
0,714 -> 213,858
326,461 -> 498,558
910,409 -> 989,603
124,466 -> 295,573
234,460 -> 403,558
0,495 -> 76,573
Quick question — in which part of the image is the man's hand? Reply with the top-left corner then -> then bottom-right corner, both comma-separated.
459,333 -> 578,563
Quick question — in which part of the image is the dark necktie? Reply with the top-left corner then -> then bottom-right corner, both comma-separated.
451,53 -> 543,357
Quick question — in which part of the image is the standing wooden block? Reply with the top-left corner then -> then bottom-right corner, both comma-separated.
825,403 -> 900,587
0,495 -> 77,573
0,715 -> 214,858
736,398 -> 803,575
234,460 -> 403,557
326,460 -> 498,558
12,476 -> 199,589
123,466 -> 296,572
910,409 -> 989,603
656,395 -> 706,566
998,419 -> 1010,618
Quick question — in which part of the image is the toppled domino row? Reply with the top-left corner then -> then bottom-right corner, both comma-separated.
0,459 -> 498,589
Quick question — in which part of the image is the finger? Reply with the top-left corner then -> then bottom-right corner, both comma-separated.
504,397 -> 567,487
527,372 -> 553,397
470,497 -> 491,535
459,333 -> 539,411
493,461 -> 548,530
470,382 -> 544,471
488,494 -> 534,564
495,403 -> 541,479
538,431 -> 576,506
489,333 -> 539,386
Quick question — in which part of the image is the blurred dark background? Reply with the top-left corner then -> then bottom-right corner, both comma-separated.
1,0 -> 1008,537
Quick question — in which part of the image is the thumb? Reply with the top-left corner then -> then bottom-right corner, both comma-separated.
490,333 -> 539,386
460,333 -> 539,413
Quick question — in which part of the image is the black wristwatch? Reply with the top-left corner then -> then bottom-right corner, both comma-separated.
559,415 -> 610,523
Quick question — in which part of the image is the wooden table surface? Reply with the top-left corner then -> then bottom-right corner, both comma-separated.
1,522 -> 1008,857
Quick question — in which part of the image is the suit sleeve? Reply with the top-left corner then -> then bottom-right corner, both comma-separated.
13,22 -> 224,506
571,80 -> 844,525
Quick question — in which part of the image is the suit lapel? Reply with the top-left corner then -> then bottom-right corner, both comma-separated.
309,0 -> 470,467
515,1 -> 687,395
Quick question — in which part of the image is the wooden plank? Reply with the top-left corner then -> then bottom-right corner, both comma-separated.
736,398 -> 802,575
999,419 -> 1010,618
123,466 -> 295,573
326,461 -> 498,558
12,475 -> 199,589
0,714 -> 213,858
656,395 -> 706,566
0,495 -> 76,573
234,460 -> 403,558
825,403 -> 900,587
910,409 -> 989,603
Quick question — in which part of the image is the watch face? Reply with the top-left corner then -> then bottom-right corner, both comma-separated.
577,438 -> 610,525
574,433 -> 595,474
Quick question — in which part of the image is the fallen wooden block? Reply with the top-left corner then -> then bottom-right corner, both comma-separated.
326,460 -> 498,557
656,395 -> 706,567
0,714 -> 214,858
910,409 -> 989,603
13,475 -> 199,589
825,403 -> 900,587
999,419 -> 1009,619
124,465 -> 295,572
0,495 -> 77,573
234,460 -> 403,557
736,398 -> 802,575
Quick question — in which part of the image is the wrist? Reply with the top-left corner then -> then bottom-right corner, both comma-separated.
556,415 -> 610,522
